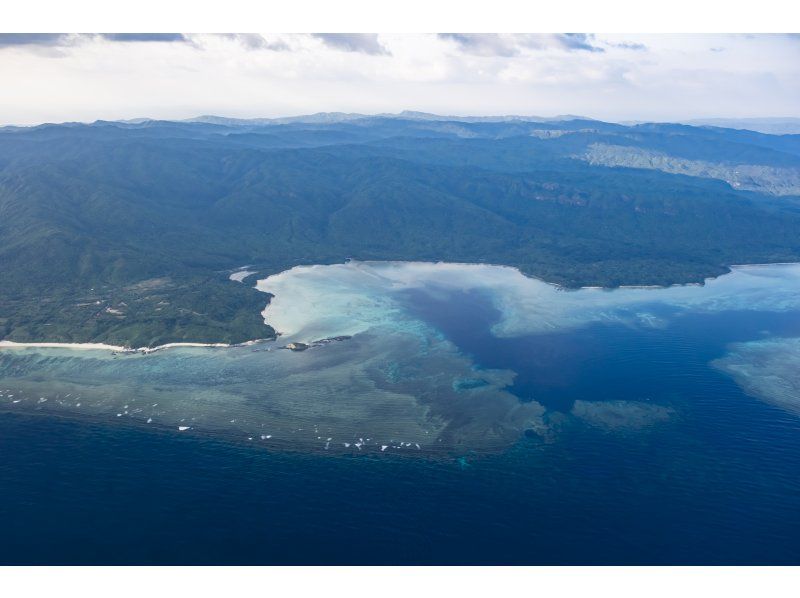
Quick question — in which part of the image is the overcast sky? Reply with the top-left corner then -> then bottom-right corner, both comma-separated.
1,33 -> 798,125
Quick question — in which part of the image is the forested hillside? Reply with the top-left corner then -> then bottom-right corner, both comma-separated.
2,114 -> 799,346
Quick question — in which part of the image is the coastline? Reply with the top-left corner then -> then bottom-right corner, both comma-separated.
0,339 -> 269,354
258,257 -> 794,293
3,260 -> 798,352
229,268 -> 257,283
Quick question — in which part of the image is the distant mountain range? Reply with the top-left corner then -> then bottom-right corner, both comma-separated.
179,112 -> 800,135
682,117 -> 800,135
10,112 -> 799,134
183,111 -> 596,127
1,114 -> 799,345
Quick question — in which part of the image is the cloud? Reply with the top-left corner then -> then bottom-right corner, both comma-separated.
0,33 -> 71,47
0,33 -> 188,50
438,34 -> 518,57
98,33 -> 187,43
613,41 -> 648,51
439,33 -> 605,56
1,33 -> 798,125
312,33 -> 389,55
217,33 -> 290,51
557,33 -> 604,52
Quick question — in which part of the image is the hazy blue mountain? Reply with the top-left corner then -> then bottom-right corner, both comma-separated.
683,117 -> 800,135
184,110 -> 597,126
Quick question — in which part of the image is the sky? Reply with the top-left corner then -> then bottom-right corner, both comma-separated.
1,33 -> 798,125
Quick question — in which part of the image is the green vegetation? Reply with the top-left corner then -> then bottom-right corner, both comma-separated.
1,116 -> 799,346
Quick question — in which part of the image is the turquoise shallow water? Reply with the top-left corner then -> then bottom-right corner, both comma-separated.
1,262 -> 799,563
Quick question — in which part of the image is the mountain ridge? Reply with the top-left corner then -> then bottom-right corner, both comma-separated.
1,115 -> 799,346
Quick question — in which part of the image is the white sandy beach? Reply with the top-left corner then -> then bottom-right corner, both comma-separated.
0,340 -> 261,353
229,270 -> 256,283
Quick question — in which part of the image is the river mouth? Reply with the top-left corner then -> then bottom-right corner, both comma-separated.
2,260 -> 800,455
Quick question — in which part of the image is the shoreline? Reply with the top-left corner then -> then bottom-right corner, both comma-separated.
3,260 -> 798,352
258,257 -> 796,293
0,338 -> 271,354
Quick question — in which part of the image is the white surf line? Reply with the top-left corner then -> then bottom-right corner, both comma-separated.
0,340 -> 127,351
0,339 -> 266,354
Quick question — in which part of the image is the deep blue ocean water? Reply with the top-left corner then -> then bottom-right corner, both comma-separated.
2,269 -> 800,564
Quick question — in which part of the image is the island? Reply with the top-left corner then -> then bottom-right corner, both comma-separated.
2,113 -> 799,347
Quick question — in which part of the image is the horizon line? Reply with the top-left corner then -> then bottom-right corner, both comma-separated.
4,111 -> 800,130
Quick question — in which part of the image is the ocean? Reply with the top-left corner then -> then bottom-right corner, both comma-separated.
1,261 -> 799,564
